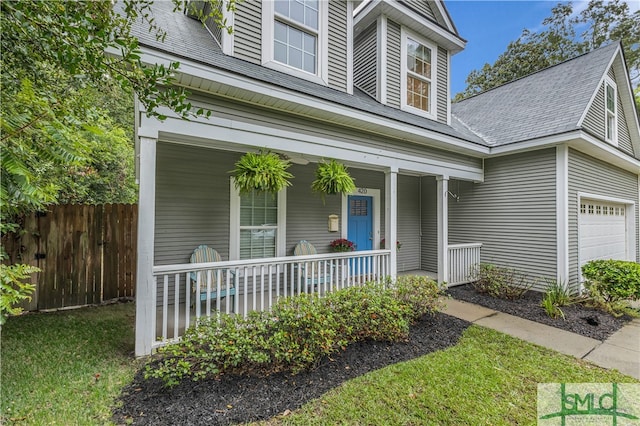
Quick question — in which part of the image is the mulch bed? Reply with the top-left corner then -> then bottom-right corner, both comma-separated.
113,313 -> 470,426
446,283 -> 633,341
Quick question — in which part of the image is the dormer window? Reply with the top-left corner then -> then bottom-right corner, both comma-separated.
605,77 -> 617,145
262,0 -> 328,85
401,29 -> 437,120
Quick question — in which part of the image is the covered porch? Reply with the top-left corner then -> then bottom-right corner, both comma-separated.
135,107 -> 484,355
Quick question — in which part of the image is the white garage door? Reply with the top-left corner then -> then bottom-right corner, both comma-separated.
579,199 -> 628,265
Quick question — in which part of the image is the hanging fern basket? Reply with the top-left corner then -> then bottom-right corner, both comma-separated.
230,150 -> 293,195
311,159 -> 356,196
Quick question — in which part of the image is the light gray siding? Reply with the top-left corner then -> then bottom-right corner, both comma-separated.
582,81 -> 605,139
437,47 -> 448,124
448,149 -> 558,290
420,177 -> 438,273
616,84 -> 634,156
286,163 -> 343,255
403,0 -> 436,19
354,23 -> 378,98
203,1 -> 222,46
328,0 -> 348,92
386,20 -> 401,108
188,92 -> 482,169
567,149 -> 640,289
234,0 -> 262,64
397,175 -> 421,271
155,143 -> 236,266
582,69 -> 634,157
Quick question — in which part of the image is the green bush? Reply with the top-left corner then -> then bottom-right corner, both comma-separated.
145,279 -> 444,387
581,259 -> 640,302
471,263 -> 531,300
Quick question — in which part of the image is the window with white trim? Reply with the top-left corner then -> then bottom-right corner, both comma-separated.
239,190 -> 278,259
230,181 -> 287,260
262,0 -> 327,84
605,77 -> 617,144
401,29 -> 437,120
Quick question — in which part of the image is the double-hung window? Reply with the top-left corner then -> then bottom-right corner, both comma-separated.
401,29 -> 437,120
230,183 -> 286,260
263,0 -> 327,84
604,77 -> 617,145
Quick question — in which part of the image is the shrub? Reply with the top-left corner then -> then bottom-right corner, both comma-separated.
471,263 -> 531,300
145,278 -> 443,387
393,275 -> 445,320
581,260 -> 640,302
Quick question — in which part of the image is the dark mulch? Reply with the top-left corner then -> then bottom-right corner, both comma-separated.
447,283 -> 633,341
113,313 -> 470,426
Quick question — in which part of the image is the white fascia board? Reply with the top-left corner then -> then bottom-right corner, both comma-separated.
346,0 -> 354,95
488,130 -> 640,174
353,0 -> 465,53
433,1 -> 455,33
137,47 -> 488,156
140,109 -> 484,181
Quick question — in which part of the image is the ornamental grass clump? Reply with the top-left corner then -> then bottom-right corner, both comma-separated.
145,277 -> 445,387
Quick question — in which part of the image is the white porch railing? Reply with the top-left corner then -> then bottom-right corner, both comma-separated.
151,250 -> 391,350
448,243 -> 482,286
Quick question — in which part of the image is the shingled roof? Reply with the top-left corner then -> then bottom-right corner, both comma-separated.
127,1 -> 485,145
451,43 -> 620,147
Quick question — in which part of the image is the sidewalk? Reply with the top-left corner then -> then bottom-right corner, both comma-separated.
442,299 -> 640,380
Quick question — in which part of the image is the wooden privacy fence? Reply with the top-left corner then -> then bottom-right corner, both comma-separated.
2,204 -> 137,311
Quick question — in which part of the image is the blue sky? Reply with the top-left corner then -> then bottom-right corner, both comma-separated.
445,0 -> 639,96
446,1 -> 564,95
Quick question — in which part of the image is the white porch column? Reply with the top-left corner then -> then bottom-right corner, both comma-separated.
437,176 -> 449,284
556,145 -> 569,288
135,133 -> 158,357
385,167 -> 398,281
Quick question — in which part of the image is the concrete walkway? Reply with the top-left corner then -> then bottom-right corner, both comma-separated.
442,299 -> 640,380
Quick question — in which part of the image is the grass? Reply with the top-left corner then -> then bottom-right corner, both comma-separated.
1,303 -> 637,425
258,326 -> 639,426
1,303 -> 139,425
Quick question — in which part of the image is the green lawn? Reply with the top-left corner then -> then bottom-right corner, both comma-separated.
1,303 -> 139,425
1,303 -> 637,425
260,326 -> 638,425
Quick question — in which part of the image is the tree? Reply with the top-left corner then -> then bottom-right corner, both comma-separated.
455,0 -> 640,101
0,0 -> 233,322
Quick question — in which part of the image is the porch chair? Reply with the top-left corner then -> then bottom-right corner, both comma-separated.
189,245 -> 236,311
293,240 -> 333,292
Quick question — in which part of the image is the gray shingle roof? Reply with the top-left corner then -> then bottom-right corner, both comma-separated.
451,43 -> 619,147
127,1 -> 486,145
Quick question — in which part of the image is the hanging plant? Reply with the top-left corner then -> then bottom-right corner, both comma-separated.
230,150 -> 293,195
311,159 -> 356,197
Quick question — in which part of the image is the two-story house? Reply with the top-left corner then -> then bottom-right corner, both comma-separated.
130,0 -> 640,356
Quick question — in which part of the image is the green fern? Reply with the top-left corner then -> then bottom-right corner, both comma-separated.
311,159 -> 356,197
230,150 -> 293,195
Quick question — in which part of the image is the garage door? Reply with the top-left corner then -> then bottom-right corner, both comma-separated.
579,199 -> 628,265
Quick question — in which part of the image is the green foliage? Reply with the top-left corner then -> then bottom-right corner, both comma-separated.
540,280 -> 572,320
231,150 -> 293,195
582,259 -> 640,302
471,263 -> 531,300
311,159 -> 356,198
455,0 -> 640,100
145,279 -> 444,387
0,262 -> 39,325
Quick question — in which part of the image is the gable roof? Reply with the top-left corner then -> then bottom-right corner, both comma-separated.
451,43 -> 622,147
126,1 -> 484,147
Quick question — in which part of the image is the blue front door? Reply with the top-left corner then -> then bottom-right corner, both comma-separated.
347,195 -> 373,251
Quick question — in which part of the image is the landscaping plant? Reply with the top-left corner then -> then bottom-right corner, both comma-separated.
145,277 -> 445,387
581,259 -> 640,317
470,263 -> 531,300
230,150 -> 293,195
311,159 -> 356,199
540,280 -> 572,319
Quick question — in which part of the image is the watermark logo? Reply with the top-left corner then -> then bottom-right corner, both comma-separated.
538,383 -> 640,425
